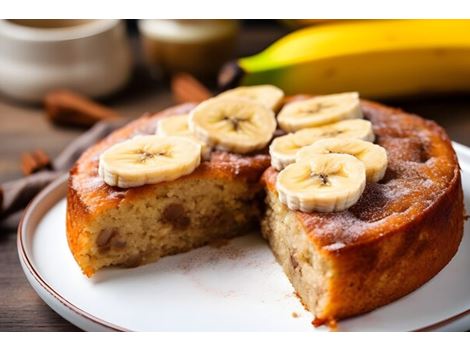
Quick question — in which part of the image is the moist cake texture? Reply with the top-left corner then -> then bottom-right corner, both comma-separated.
67,98 -> 464,324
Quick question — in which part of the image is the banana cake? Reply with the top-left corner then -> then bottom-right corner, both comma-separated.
66,86 -> 464,324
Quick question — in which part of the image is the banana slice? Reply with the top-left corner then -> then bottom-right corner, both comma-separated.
98,135 -> 201,188
156,114 -> 211,160
269,119 -> 374,170
296,138 -> 388,182
189,97 -> 277,154
217,85 -> 285,111
276,154 -> 366,213
156,114 -> 191,137
277,92 -> 363,132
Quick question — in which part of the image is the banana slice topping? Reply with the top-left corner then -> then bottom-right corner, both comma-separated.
189,97 -> 277,154
96,87 -> 386,214
156,114 -> 192,136
276,153 -> 366,213
269,119 -> 374,170
217,85 -> 285,111
277,92 -> 363,132
297,138 -> 388,183
156,114 -> 211,160
98,135 -> 201,188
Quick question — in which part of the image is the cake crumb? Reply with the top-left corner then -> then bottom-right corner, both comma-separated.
312,317 -> 338,331
327,319 -> 338,331
312,317 -> 325,327
291,312 -> 299,318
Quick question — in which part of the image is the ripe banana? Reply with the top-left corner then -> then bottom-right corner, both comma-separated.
269,119 -> 374,170
189,97 -> 277,154
277,92 -> 362,132
219,20 -> 470,99
297,138 -> 388,182
98,135 -> 201,188
156,114 -> 211,160
276,154 -> 366,212
217,84 -> 285,111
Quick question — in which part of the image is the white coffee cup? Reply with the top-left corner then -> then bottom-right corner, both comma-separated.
0,19 -> 132,103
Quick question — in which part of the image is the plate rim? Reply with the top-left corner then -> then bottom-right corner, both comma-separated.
17,144 -> 470,332
17,173 -> 128,332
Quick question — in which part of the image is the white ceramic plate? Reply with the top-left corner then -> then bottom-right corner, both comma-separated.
18,143 -> 470,331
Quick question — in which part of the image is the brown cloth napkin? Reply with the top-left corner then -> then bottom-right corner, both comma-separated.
0,119 -> 128,222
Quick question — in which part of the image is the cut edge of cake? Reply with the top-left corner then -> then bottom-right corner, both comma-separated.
67,173 -> 263,277
261,165 -> 464,324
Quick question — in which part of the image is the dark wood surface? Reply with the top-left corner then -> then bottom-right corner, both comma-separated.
1,22 -> 469,332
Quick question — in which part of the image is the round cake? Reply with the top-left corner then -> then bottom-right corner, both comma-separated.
66,94 -> 464,325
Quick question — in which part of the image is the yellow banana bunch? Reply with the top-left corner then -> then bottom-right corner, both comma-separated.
219,20 -> 470,99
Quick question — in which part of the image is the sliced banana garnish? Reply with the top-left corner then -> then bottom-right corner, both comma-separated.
98,135 -> 201,188
276,154 -> 366,213
217,85 -> 284,111
269,119 -> 374,170
156,114 -> 211,160
156,114 -> 191,137
189,97 -> 277,154
277,92 -> 363,132
296,138 -> 388,183
269,134 -> 301,171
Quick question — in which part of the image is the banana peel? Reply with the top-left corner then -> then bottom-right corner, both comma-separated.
219,20 -> 470,99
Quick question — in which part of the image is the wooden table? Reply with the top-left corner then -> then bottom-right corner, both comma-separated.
0,22 -> 469,331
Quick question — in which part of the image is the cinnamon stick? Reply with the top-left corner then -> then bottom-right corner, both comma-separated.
171,73 -> 213,104
21,149 -> 52,176
45,90 -> 121,128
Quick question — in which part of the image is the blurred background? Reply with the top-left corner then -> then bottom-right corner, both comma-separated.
0,20 -> 287,182
1,19 -> 470,330
0,20 -> 470,182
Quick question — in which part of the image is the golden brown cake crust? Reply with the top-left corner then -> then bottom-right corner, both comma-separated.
262,99 -> 464,321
